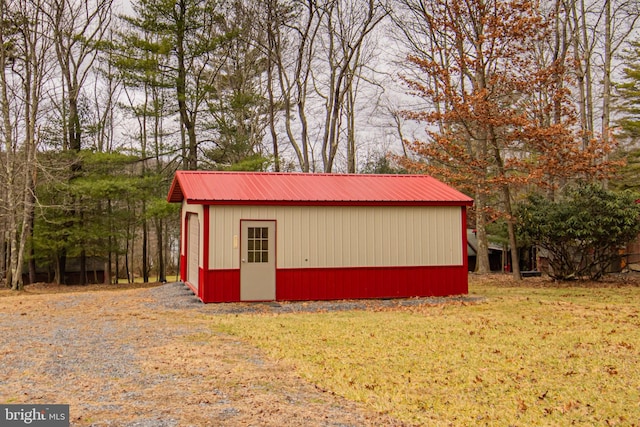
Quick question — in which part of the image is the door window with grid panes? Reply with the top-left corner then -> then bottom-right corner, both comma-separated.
247,227 -> 269,263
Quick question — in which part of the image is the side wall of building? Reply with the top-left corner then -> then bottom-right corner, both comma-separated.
192,204 -> 468,302
208,205 -> 463,270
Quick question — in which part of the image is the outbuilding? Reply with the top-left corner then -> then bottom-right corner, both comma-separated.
167,171 -> 473,303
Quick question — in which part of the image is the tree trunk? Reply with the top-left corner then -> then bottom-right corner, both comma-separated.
80,249 -> 87,285
104,258 -> 111,285
125,233 -> 131,283
12,144 -> 36,291
174,1 -> 198,170
28,227 -> 36,284
68,92 -> 81,151
474,190 -> 491,274
601,0 -> 612,188
28,162 -> 38,286
503,189 -> 521,280
114,248 -> 120,284
142,216 -> 149,283
346,88 -> 356,173
57,252 -> 66,285
156,218 -> 166,283
266,0 -> 280,172
0,229 -> 6,285
570,1 -> 589,149
0,7 -> 16,288
580,0 -> 594,134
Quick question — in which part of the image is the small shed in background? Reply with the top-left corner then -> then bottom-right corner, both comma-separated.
22,256 -> 106,285
167,171 -> 473,303
466,229 -> 506,272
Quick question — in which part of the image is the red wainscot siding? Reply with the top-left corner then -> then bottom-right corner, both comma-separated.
180,254 -> 187,283
196,265 -> 467,303
201,269 -> 241,303
275,265 -> 468,301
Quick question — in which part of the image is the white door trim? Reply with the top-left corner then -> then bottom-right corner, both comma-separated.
240,220 -> 276,301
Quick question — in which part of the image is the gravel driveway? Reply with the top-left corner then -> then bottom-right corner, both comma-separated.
148,281 -> 483,314
0,282 -> 418,426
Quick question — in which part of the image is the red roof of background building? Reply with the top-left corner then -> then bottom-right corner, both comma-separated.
167,171 -> 474,206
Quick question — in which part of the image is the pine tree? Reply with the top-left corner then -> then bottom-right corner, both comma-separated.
116,0 -> 244,170
616,40 -> 640,142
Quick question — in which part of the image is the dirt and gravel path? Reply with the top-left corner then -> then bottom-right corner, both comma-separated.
0,282 -> 410,426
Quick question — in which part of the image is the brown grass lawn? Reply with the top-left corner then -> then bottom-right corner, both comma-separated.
1,274 -> 639,426
0,282 -> 395,426
213,274 -> 640,426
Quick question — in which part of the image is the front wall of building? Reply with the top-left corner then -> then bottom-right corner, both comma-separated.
180,203 -> 204,295
208,205 -> 463,270
181,202 -> 204,259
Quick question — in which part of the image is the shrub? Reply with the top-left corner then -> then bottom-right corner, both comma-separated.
516,184 -> 640,280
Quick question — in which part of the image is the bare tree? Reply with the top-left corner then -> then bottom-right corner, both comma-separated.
0,0 -> 54,289
261,0 -> 387,172
265,0 -> 323,172
44,0 -> 114,152
389,0 -> 494,275
568,0 -> 640,147
600,0 -> 640,152
316,0 -> 388,172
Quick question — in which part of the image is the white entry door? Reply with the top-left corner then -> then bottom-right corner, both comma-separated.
186,213 -> 199,292
240,220 -> 276,301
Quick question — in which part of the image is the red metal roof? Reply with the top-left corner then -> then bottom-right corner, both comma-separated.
167,171 -> 473,206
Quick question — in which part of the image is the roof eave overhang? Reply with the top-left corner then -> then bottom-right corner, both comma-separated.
183,199 -> 474,207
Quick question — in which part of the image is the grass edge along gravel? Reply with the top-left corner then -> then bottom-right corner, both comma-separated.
208,280 -> 640,426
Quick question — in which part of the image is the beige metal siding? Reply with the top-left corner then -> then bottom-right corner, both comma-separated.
208,205 -> 463,270
210,206 -> 279,270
